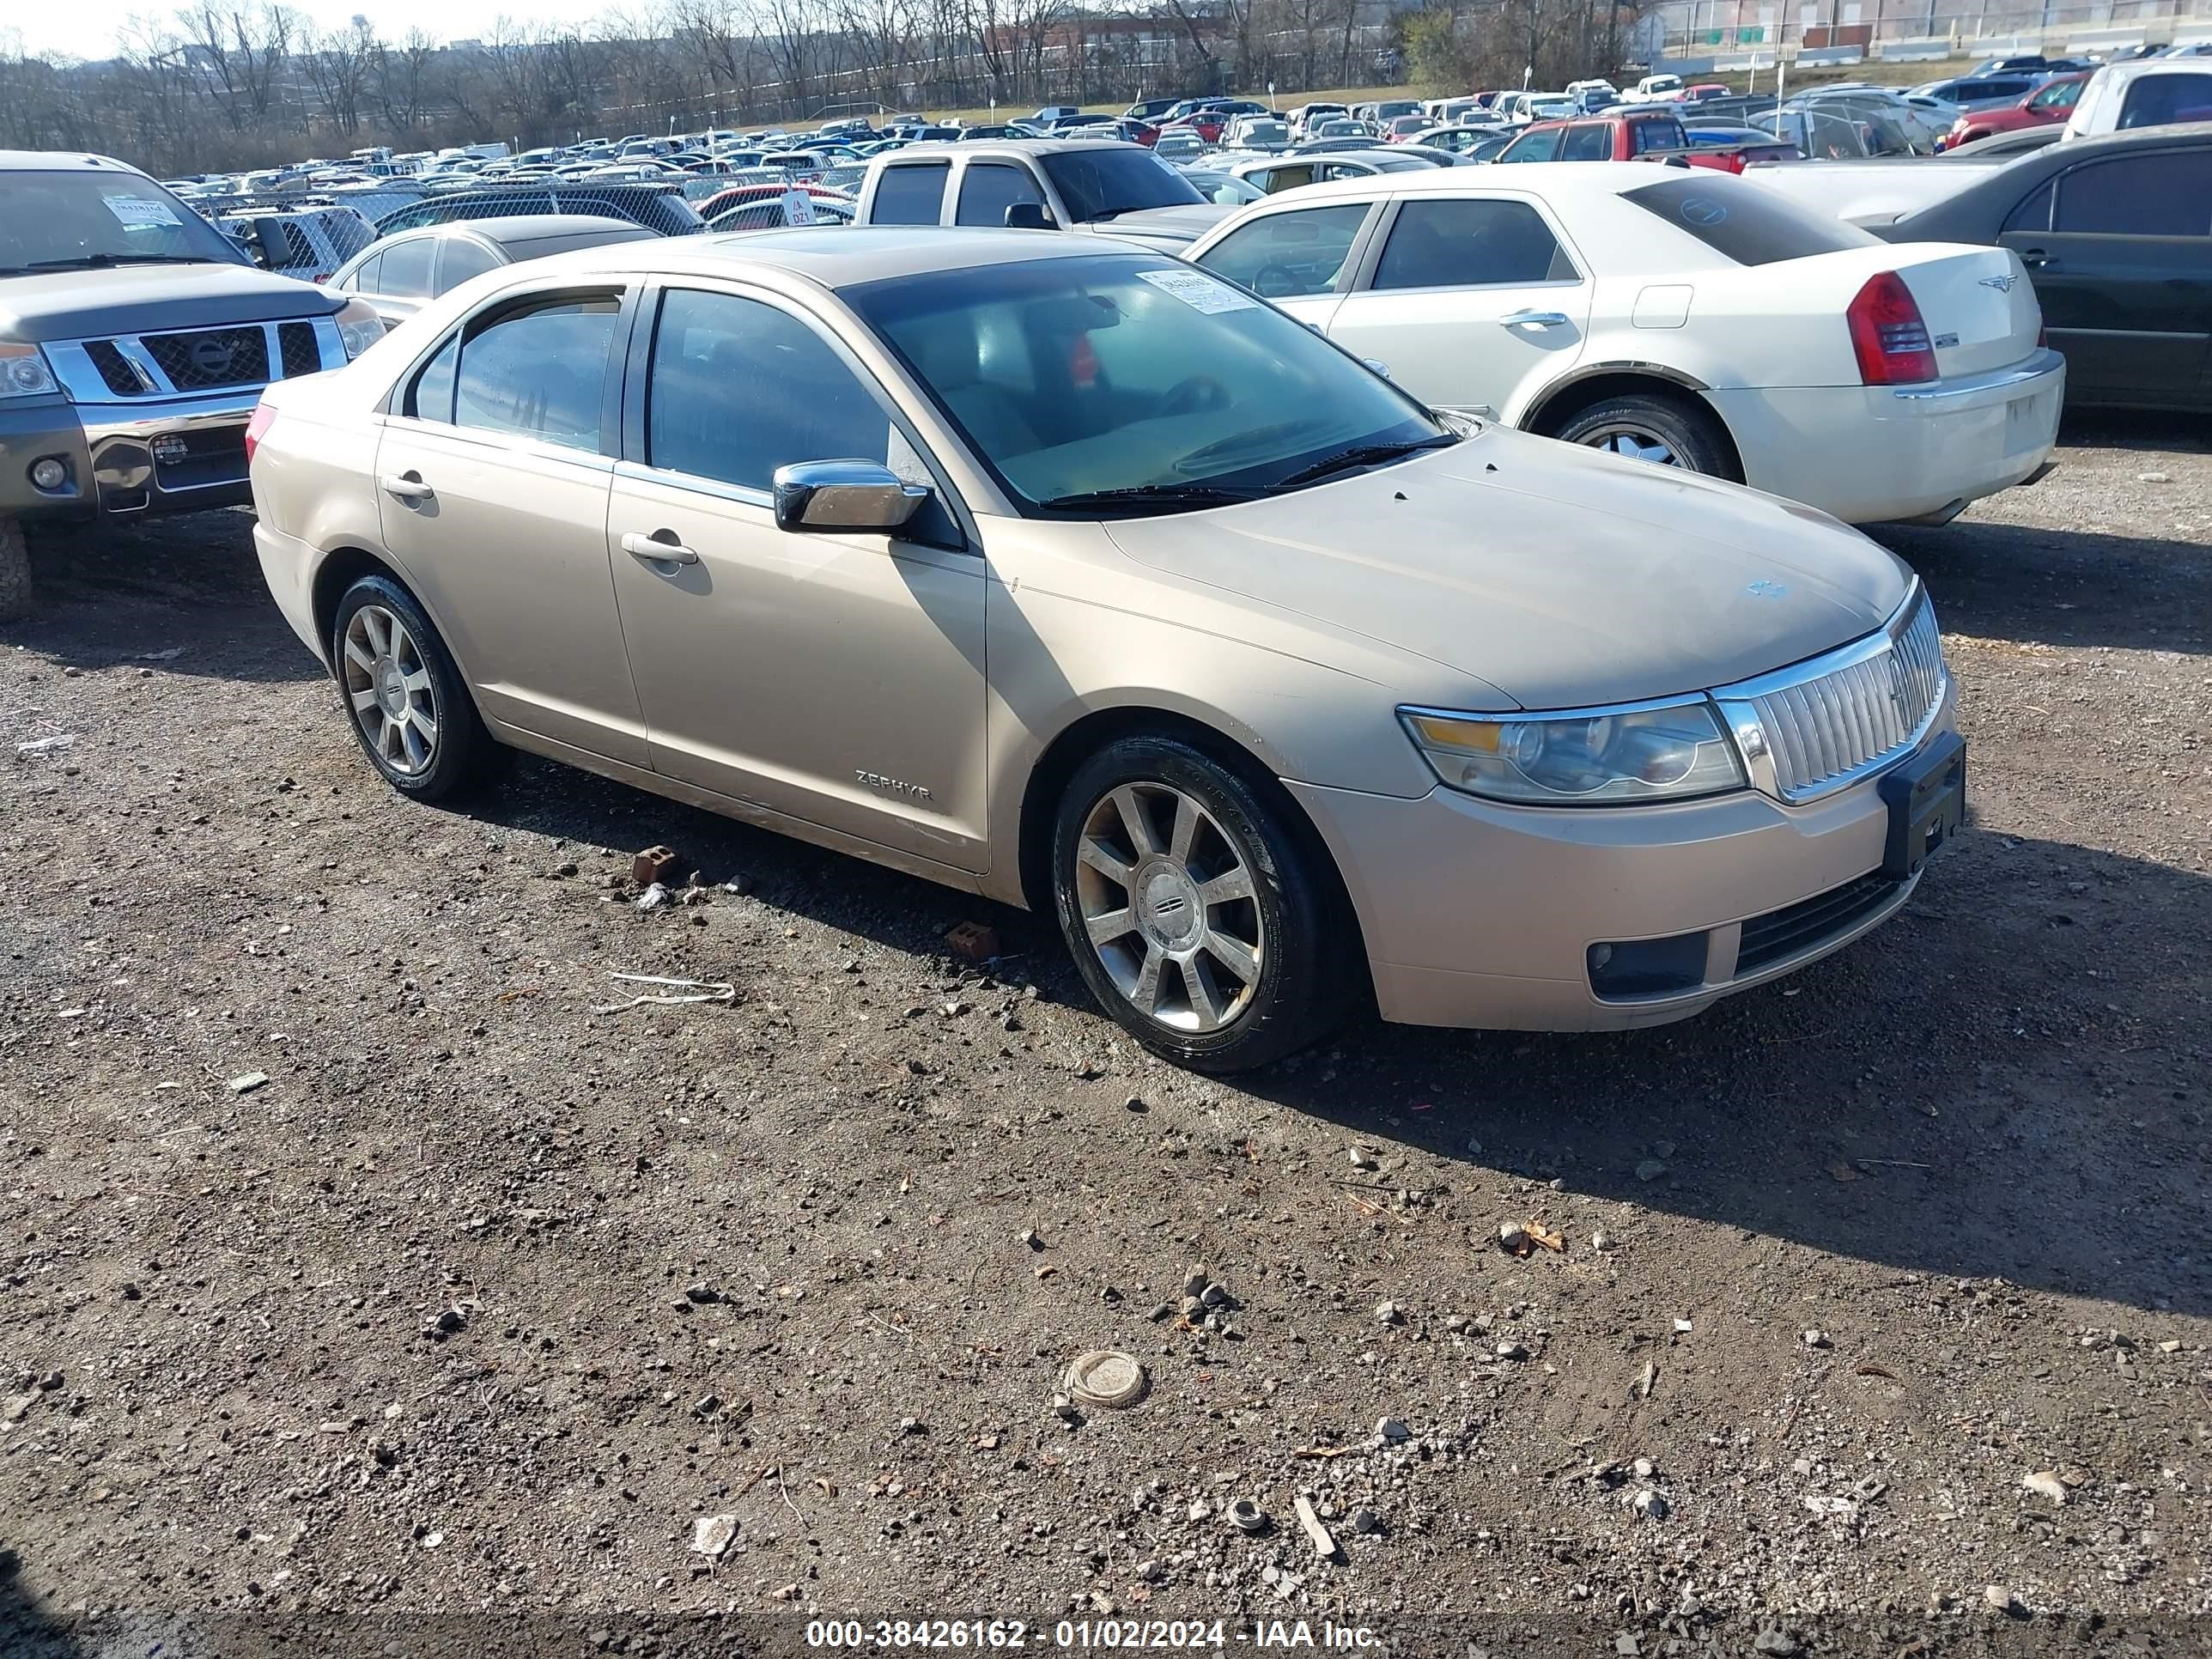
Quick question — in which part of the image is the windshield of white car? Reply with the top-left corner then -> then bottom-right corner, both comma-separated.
1038,149 -> 1204,220
0,171 -> 247,271
848,254 -> 1449,516
1621,175 -> 1880,264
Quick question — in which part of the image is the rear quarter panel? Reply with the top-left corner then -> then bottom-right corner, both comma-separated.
248,364 -> 398,664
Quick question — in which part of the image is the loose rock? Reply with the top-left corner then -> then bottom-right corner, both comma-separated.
690,1514 -> 739,1559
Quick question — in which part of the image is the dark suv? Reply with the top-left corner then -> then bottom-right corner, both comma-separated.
0,150 -> 386,619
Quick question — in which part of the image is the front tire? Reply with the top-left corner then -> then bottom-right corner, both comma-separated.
1051,735 -> 1350,1073
330,574 -> 497,803
1553,392 -> 1734,477
0,517 -> 31,624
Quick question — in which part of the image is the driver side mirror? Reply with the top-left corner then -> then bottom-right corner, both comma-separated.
1004,201 -> 1057,230
772,460 -> 932,534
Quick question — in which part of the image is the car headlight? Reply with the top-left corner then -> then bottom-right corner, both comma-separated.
334,298 -> 386,360
0,343 -> 60,400
1401,700 -> 1747,805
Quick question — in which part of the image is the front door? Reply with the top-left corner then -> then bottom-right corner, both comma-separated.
2001,149 -> 2212,405
374,285 -> 647,766
605,283 -> 990,869
1323,192 -> 1593,422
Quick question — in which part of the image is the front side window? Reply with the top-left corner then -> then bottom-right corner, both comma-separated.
2030,78 -> 2084,111
1499,128 -> 1565,162
1559,125 -> 1611,161
873,162 -> 950,225
647,288 -> 891,492
453,295 -> 619,451
849,253 -> 1447,513
1371,198 -> 1577,290
2053,152 -> 2212,235
957,163 -> 1048,228
1195,204 -> 1372,298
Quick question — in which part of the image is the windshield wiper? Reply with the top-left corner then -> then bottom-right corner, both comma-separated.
1267,434 -> 1458,491
1036,483 -> 1262,514
17,254 -> 217,271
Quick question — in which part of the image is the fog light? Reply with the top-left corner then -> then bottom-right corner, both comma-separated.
30,458 -> 67,490
1588,933 -> 1709,1000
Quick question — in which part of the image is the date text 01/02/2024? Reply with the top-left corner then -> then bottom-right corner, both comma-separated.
803,1620 -> 1382,1650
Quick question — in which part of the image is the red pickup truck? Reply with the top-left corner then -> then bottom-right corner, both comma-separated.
1496,110 -> 1790,172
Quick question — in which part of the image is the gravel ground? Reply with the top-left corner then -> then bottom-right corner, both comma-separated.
2,415 -> 2208,1658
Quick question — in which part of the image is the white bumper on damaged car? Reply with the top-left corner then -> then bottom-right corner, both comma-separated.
1713,349 -> 2065,526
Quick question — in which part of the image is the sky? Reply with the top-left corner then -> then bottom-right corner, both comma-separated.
1,0 -> 624,60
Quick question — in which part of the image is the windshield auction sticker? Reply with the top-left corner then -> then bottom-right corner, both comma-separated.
1133,268 -> 1256,314
103,195 -> 185,228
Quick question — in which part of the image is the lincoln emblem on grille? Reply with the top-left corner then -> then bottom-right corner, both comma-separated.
189,336 -> 236,377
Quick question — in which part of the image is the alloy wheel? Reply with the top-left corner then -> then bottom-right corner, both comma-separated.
1072,781 -> 1266,1034
341,604 -> 441,777
1578,424 -> 1681,466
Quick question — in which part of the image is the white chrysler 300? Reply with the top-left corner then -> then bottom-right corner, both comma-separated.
1186,162 -> 2064,526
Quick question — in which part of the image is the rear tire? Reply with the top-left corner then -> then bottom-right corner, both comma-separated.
1553,392 -> 1734,478
1051,735 -> 1351,1074
330,574 -> 499,803
0,517 -> 31,624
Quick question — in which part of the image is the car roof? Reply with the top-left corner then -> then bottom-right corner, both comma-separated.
513,225 -> 1146,290
878,137 -> 1134,159
0,149 -> 149,175
1224,159 -> 1704,205
376,213 -> 647,246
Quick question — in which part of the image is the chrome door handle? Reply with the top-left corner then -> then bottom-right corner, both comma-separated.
380,474 -> 433,501
1499,309 -> 1571,330
621,531 -> 700,566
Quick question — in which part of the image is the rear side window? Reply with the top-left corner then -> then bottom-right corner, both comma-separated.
1196,204 -> 1371,297
346,252 -> 384,294
957,163 -> 1047,228
378,236 -> 435,298
1255,164 -> 1316,192
2118,71 -> 2212,129
1631,118 -> 1685,154
1371,198 -> 1577,289
873,162 -> 949,225
435,236 -> 499,295
453,295 -> 619,451
1620,176 -> 1877,264
2053,151 -> 2212,235
1559,125 -> 1611,161
2001,178 -> 2055,233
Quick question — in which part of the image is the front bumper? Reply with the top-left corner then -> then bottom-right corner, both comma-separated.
0,388 -> 264,522
1290,690 -> 1959,1031
1712,349 -> 2065,526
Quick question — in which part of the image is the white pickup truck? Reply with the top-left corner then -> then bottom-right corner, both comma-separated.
851,139 -> 1233,249
2062,59 -> 2212,136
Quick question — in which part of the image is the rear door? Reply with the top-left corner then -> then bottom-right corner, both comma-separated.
1998,147 -> 2212,403
1321,192 -> 1592,421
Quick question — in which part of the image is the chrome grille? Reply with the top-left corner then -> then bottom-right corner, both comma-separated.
1717,586 -> 1947,803
276,321 -> 324,378
143,325 -> 270,391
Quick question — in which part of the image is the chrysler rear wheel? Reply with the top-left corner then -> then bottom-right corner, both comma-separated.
1052,735 -> 1349,1073
1553,392 -> 1731,477
331,574 -> 497,803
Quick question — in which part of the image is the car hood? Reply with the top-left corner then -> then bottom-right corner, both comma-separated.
1102,427 -> 1911,710
0,262 -> 339,342
1079,204 -> 1236,246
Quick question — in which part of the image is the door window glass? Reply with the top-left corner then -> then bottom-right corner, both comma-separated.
957,163 -> 1047,227
2117,71 -> 2212,130
405,332 -> 459,422
1371,198 -> 1577,290
435,236 -> 500,295
2002,177 -> 2055,234
2029,78 -> 2083,111
347,252 -> 384,295
647,289 -> 892,492
1498,127 -> 1565,161
872,162 -> 950,224
1194,204 -> 1371,297
453,295 -> 619,450
1559,124 -> 1611,160
2053,152 -> 2212,235
377,235 -> 436,298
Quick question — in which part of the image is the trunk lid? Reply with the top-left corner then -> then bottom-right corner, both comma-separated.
1881,243 -> 2042,377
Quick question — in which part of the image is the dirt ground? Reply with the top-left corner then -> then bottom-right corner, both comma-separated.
2,414 -> 2208,1658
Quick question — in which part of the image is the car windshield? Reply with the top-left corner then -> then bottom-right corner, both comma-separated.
848,253 -> 1449,514
0,170 -> 246,272
1038,149 -> 1203,220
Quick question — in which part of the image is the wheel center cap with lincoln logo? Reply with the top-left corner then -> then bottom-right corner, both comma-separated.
1137,863 -> 1205,950
374,658 -> 407,719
